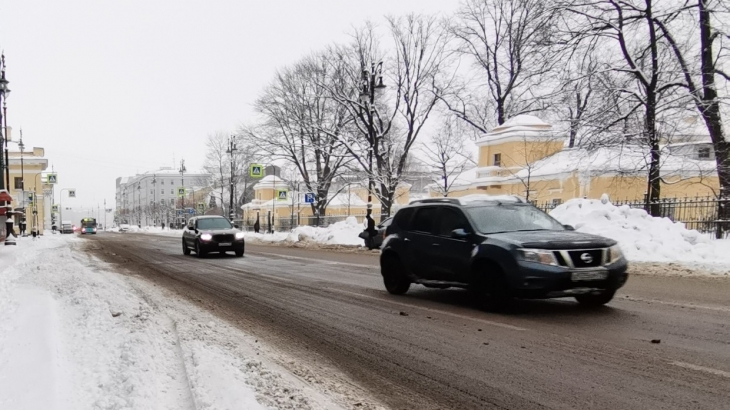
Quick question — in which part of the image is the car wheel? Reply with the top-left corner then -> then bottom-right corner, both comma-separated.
381,255 -> 410,295
235,248 -> 244,257
195,240 -> 207,258
472,262 -> 512,311
182,239 -> 191,255
575,290 -> 615,307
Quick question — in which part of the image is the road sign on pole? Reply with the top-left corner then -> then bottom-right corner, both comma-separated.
187,208 -> 195,215
304,193 -> 315,204
197,202 -> 205,212
176,209 -> 184,216
177,187 -> 186,197
277,190 -> 288,201
68,190 -> 76,198
52,204 -> 59,213
250,164 -> 264,178
27,192 -> 34,205
47,174 -> 58,184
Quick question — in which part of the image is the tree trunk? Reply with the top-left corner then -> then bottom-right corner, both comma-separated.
645,97 -> 662,216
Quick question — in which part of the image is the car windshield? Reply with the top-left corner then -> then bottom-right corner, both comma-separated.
465,204 -> 564,234
197,218 -> 232,230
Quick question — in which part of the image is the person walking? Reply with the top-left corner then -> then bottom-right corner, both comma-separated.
253,216 -> 260,234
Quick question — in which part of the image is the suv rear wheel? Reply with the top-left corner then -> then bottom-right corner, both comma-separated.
381,255 -> 410,295
182,239 -> 191,255
575,290 -> 615,306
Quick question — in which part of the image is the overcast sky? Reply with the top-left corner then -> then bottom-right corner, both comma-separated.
0,0 -> 458,210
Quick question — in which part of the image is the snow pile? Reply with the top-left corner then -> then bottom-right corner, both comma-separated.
0,235 -> 328,409
243,216 -> 365,246
550,196 -> 730,270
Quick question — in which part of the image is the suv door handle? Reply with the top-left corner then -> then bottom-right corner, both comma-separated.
432,243 -> 440,247
404,238 -> 411,242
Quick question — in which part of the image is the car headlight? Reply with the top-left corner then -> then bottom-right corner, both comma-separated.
235,232 -> 245,240
608,244 -> 624,264
519,248 -> 559,266
200,233 -> 212,241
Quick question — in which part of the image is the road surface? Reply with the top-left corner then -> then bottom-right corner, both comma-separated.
84,233 -> 730,410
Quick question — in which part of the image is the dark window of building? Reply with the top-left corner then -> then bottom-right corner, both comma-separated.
493,153 -> 502,167
13,177 -> 23,190
698,146 -> 711,159
552,198 -> 563,206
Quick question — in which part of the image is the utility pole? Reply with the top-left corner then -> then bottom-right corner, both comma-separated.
226,135 -> 237,221
104,199 -> 107,231
0,53 -> 8,191
179,159 -> 186,228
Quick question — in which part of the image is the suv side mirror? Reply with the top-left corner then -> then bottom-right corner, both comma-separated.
451,228 -> 469,239
563,224 -> 575,231
234,224 -> 240,229
187,225 -> 195,231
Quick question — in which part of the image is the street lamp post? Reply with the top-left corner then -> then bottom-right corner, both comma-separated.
358,60 -> 386,221
152,174 -> 157,225
136,183 -> 140,227
0,53 -> 9,191
226,135 -> 237,221
59,188 -> 75,229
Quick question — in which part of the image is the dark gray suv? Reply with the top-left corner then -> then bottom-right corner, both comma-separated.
182,215 -> 245,257
380,196 -> 628,307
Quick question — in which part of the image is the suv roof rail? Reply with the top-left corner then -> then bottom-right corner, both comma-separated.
410,198 -> 462,205
410,195 -> 526,206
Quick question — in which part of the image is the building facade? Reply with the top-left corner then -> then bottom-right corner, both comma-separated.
429,115 -> 720,205
115,167 -> 211,227
7,145 -> 51,234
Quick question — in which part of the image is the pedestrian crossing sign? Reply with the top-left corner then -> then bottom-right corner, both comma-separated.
250,164 -> 264,178
68,190 -> 76,198
47,174 -> 58,184
177,187 -> 186,197
277,190 -> 288,201
197,202 -> 205,212
52,205 -> 59,213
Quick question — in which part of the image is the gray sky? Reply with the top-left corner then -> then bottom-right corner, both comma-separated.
0,0 -> 458,210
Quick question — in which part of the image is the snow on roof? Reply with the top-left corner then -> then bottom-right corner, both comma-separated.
503,115 -> 549,127
457,194 -> 524,204
513,145 -> 717,179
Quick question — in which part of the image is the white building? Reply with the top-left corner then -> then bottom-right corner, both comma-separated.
115,167 -> 211,226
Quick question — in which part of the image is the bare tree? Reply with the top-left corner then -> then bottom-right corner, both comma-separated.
648,0 -> 730,235
245,52 -> 352,223
203,131 -> 230,216
562,0 -> 691,216
421,116 -> 477,196
321,15 -> 452,218
445,0 -> 559,132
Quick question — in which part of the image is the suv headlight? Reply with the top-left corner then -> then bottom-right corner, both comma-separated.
200,233 -> 212,241
519,249 -> 558,266
607,244 -> 624,264
235,232 -> 245,240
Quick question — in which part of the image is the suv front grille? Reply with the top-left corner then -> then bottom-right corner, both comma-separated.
213,234 -> 235,243
567,249 -> 604,268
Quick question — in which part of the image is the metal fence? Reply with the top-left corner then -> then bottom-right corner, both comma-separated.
535,196 -> 730,239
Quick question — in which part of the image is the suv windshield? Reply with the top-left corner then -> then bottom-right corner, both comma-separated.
197,218 -> 232,230
465,204 -> 564,234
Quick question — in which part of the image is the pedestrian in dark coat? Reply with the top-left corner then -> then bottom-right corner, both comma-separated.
253,217 -> 260,234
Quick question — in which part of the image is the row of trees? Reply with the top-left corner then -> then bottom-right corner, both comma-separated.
203,0 -> 728,219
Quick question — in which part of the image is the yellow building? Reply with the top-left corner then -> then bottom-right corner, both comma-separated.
429,115 -> 719,205
7,144 -> 51,234
241,175 -> 411,229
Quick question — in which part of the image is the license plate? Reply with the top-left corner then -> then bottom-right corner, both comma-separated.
218,242 -> 232,246
571,271 -> 608,281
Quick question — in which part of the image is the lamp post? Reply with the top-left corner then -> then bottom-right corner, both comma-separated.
136,183 -> 140,227
358,60 -> 386,221
0,53 -> 9,191
152,174 -> 157,225
226,135 -> 237,221
59,188 -> 75,229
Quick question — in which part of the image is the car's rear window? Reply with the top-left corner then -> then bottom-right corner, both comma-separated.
197,218 -> 232,230
393,208 -> 415,230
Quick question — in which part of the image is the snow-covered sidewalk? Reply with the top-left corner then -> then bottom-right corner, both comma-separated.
0,234 -> 346,410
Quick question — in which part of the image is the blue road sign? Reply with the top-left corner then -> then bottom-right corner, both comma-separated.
304,193 -> 315,204
187,208 -> 195,214
177,209 -> 184,216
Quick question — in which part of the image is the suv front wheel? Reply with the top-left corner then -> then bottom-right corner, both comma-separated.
381,255 -> 410,295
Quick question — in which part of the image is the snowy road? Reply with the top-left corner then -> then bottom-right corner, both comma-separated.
85,233 -> 730,410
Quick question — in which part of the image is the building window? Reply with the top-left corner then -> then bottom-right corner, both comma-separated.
161,180 -> 164,185
698,146 -> 711,159
551,198 -> 563,207
150,189 -> 154,195
161,189 -> 165,195
13,177 -> 23,190
493,153 -> 502,167
170,198 -> 175,205
171,189 -> 174,195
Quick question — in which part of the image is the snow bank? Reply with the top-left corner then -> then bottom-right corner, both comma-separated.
243,217 -> 364,246
550,197 -> 730,271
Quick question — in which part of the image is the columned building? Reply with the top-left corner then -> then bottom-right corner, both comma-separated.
115,167 -> 211,227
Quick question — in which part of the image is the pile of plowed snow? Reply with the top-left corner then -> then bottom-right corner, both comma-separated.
549,196 -> 730,270
244,216 -> 365,247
